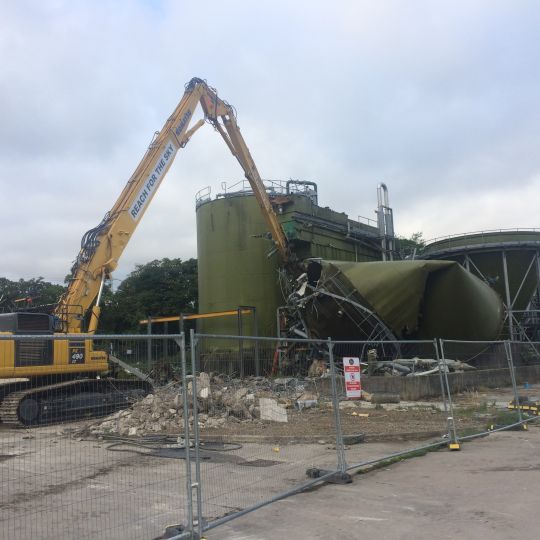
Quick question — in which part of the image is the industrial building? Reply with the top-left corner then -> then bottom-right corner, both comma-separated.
194,180 -> 538,348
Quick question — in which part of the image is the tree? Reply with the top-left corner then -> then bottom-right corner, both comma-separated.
0,277 -> 64,311
394,232 -> 425,260
99,258 -> 198,333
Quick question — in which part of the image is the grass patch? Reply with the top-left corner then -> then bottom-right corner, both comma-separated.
355,445 -> 442,475
488,409 -> 527,428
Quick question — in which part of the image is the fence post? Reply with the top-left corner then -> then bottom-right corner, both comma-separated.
253,308 -> 260,377
180,332 -> 195,535
190,329 -> 204,537
438,339 -> 461,451
237,308 -> 244,378
328,338 -> 347,473
504,340 -> 525,429
146,316 -> 153,371
434,339 -> 449,417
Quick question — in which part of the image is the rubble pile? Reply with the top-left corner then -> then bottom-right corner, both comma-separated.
87,356 -> 468,437
367,355 -> 476,377
89,374 -> 326,436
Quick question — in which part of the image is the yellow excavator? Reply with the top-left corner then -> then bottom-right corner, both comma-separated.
0,77 -> 289,426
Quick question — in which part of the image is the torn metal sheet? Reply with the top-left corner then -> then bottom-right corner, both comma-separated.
302,260 -> 504,341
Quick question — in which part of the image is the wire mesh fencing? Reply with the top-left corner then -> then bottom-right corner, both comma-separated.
438,340 -> 537,445
0,334 -> 190,540
189,333 -> 347,536
3,333 -> 540,539
327,340 -> 451,471
507,341 -> 540,420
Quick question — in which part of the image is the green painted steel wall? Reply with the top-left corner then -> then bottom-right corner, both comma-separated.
196,195 -> 282,337
278,196 -> 382,263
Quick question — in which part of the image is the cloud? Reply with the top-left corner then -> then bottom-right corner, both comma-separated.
1,0 -> 540,282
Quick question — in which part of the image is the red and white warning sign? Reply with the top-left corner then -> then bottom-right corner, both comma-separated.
343,357 -> 361,399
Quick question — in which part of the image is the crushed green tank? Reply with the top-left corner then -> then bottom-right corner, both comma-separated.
304,260 -> 504,341
422,230 -> 540,312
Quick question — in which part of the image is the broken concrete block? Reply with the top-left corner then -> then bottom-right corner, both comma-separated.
259,398 -> 288,423
198,372 -> 211,399
141,394 -> 155,406
307,359 -> 327,378
234,387 -> 249,401
339,401 -> 358,410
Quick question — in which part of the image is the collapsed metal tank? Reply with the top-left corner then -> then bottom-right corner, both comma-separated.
302,259 -> 504,341
421,230 -> 540,340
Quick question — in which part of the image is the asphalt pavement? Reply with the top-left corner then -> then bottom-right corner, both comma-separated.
207,427 -> 540,540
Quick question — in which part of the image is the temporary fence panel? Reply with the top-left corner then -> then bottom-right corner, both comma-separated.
438,340 -> 532,444
4,332 -> 540,540
328,340 -> 451,471
189,333 -> 345,536
0,334 -> 190,540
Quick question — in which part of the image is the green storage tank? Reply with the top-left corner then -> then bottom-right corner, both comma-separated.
196,192 -> 282,337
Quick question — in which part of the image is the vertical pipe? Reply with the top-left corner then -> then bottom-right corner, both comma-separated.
190,329 -> 203,538
328,338 -> 347,473
502,250 -> 514,340
377,183 -> 395,262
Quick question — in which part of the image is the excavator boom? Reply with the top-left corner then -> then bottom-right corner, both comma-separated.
55,78 -> 288,333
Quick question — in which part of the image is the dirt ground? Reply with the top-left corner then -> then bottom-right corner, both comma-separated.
200,406 -> 454,441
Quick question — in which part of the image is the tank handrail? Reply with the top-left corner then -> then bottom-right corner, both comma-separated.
199,178 -> 324,204
356,215 -> 378,227
286,179 -> 318,204
218,178 -> 287,195
195,186 -> 212,207
424,228 -> 540,246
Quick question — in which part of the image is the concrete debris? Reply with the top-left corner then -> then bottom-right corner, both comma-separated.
89,372 -> 322,436
296,390 -> 319,410
371,393 -> 400,404
87,359 -> 456,437
307,359 -> 327,377
361,391 -> 373,402
372,357 -> 475,377
339,400 -> 359,410
259,398 -> 288,423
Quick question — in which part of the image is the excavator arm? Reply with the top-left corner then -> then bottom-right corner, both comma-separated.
55,78 -> 288,333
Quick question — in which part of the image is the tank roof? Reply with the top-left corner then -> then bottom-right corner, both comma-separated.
423,229 -> 540,257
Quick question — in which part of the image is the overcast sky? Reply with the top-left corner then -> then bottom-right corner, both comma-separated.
2,0 -> 540,283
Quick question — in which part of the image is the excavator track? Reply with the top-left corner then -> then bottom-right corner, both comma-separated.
0,378 -> 152,427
